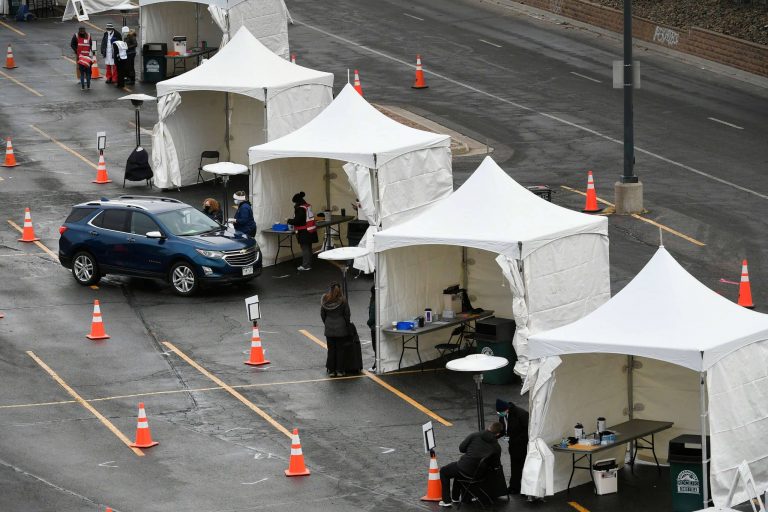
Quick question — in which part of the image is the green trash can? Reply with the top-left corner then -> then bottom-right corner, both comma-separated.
142,43 -> 167,83
474,317 -> 516,385
9,0 -> 22,15
669,434 -> 711,512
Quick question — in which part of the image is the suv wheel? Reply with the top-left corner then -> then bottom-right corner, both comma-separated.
72,251 -> 101,286
169,262 -> 198,296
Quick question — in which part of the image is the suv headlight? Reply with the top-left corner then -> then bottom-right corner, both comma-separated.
196,249 -> 224,259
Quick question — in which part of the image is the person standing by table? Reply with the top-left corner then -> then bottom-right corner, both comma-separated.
321,282 -> 351,377
124,29 -> 138,85
202,198 -> 223,224
231,191 -> 256,237
495,399 -> 529,495
287,191 -> 318,271
70,26 -> 92,90
100,22 -> 121,84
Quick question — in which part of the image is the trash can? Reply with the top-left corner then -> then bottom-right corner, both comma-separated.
669,434 -> 711,512
142,43 -> 167,83
592,458 -> 618,495
474,317 -> 516,384
347,220 -> 368,247
9,0 -> 21,15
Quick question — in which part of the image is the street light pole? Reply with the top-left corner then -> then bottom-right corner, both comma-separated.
622,0 -> 637,184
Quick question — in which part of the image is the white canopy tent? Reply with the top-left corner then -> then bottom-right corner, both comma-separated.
248,83 -> 453,268
139,0 -> 290,62
151,27 -> 334,189
373,156 -> 611,373
525,247 -> 768,508
62,0 -> 136,21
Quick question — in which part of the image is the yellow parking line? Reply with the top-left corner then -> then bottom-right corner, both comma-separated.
568,502 -> 590,512
30,124 -> 98,170
162,341 -> 293,438
27,351 -> 144,456
0,69 -> 42,97
560,185 -> 705,247
0,20 -> 25,36
7,220 -> 58,260
62,55 -> 77,65
299,329 -> 452,427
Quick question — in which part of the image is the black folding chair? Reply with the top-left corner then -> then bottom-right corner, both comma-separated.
435,326 -> 466,360
197,150 -> 219,183
455,456 -> 496,510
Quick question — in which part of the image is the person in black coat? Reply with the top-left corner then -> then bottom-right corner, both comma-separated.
320,282 -> 351,377
287,191 -> 318,271
439,422 -> 503,507
496,399 -> 530,495
231,191 -> 256,237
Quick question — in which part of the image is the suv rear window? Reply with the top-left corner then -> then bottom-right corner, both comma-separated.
92,209 -> 130,232
65,207 -> 97,223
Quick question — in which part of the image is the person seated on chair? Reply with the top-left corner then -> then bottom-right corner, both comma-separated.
496,399 -> 529,495
439,422 -> 503,507
201,198 -> 223,224
229,191 -> 256,238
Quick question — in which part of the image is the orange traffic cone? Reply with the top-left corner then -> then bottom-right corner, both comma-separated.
86,299 -> 110,340
353,69 -> 363,96
91,57 -> 102,79
284,428 -> 310,476
290,53 -> 296,64
412,54 -> 428,89
420,452 -> 442,501
3,137 -> 18,167
582,170 -> 602,213
4,44 -> 17,69
244,324 -> 270,366
129,402 -> 159,448
738,259 -> 755,309
18,207 -> 39,242
93,153 -> 112,184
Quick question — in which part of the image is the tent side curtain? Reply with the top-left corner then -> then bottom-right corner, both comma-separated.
151,92 -> 182,189
207,4 -> 229,47
140,1 -> 220,49
344,162 -> 379,274
267,85 -> 333,141
228,0 -> 289,59
708,339 -> 768,507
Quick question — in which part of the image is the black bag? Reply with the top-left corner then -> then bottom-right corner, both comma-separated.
124,146 -> 153,182
344,322 -> 363,373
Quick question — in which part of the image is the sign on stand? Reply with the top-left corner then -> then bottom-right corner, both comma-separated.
245,295 -> 260,322
422,421 -> 435,454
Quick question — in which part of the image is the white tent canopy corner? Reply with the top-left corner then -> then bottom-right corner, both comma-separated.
373,156 -> 611,374
526,246 -> 768,507
139,0 -> 289,62
62,0 -> 137,21
151,26 -> 333,189
248,83 -> 454,269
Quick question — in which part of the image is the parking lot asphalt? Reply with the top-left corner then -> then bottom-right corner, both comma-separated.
1,1 -> 767,510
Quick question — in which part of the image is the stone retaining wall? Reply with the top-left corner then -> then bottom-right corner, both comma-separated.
516,0 -> 768,77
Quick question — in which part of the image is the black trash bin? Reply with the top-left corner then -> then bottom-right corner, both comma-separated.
347,220 -> 369,247
474,317 -> 516,384
142,43 -> 167,83
669,434 -> 711,512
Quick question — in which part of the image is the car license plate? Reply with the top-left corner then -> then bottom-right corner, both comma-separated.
242,266 -> 253,276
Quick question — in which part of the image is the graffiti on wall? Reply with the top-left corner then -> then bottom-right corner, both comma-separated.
653,26 -> 680,46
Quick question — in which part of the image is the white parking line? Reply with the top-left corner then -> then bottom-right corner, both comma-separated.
707,117 -> 744,130
570,71 -> 602,83
403,13 -> 424,21
295,19 -> 768,201
478,39 -> 502,48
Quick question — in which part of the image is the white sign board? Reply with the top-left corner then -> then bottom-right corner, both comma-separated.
612,60 -> 641,89
422,421 -> 435,453
245,294 -> 260,321
96,131 -> 106,151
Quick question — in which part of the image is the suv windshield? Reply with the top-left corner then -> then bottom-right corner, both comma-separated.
155,207 -> 222,236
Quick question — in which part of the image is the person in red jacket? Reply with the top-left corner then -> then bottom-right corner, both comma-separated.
70,26 -> 92,90
287,191 -> 318,271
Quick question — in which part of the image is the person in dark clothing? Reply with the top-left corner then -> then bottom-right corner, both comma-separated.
496,399 -> 530,495
112,38 -> 129,88
286,191 -> 318,271
231,191 -> 256,237
367,284 -> 376,371
124,29 -> 138,84
99,22 -> 121,84
320,282 -> 351,377
202,198 -> 223,224
439,422 -> 503,507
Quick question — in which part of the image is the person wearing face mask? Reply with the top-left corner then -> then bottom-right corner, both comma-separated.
100,22 -> 122,84
495,399 -> 529,495
286,191 -> 318,271
201,198 -> 223,224
230,191 -> 256,237
70,26 -> 92,90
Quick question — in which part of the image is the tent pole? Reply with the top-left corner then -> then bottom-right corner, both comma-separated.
627,355 -> 634,420
462,247 -> 468,291
263,87 -> 268,143
700,371 -> 709,510
196,3 -> 199,47
225,93 -> 231,160
325,159 -> 331,211
375,252 -> 381,374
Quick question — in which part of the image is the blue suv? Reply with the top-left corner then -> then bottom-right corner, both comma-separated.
58,196 -> 262,296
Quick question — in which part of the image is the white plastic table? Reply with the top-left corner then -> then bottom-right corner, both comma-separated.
447,354 -> 509,430
202,162 -> 249,219
318,246 -> 370,297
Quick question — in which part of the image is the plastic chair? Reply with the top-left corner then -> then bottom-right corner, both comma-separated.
197,150 -> 219,183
